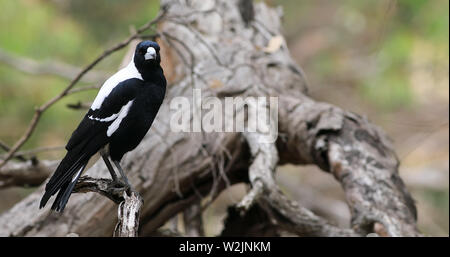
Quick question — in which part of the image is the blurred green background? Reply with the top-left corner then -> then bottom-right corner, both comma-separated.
0,0 -> 448,236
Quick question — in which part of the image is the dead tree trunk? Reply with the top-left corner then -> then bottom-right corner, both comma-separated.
0,0 -> 419,237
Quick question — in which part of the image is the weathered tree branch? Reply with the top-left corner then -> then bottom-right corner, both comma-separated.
114,191 -> 143,237
240,130 -> 359,236
183,199 -> 205,236
277,98 -> 419,235
0,159 -> 58,189
73,176 -> 126,204
0,146 -> 65,161
73,176 -> 144,237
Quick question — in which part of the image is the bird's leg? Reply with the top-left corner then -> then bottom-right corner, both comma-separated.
113,160 -> 131,190
100,150 -> 118,182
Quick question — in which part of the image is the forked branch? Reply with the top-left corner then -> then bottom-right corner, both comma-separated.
73,176 -> 143,237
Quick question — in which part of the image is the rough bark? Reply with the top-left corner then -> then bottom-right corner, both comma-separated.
0,0 -> 419,237
0,159 -> 58,189
113,191 -> 143,237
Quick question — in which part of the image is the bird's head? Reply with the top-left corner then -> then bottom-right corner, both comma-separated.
134,40 -> 161,71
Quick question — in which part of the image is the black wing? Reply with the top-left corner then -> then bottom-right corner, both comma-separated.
66,78 -> 143,150
40,78 -> 143,211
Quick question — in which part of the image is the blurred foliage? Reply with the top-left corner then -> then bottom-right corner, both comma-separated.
273,0 -> 448,110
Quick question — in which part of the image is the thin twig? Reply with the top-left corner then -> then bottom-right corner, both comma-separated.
66,102 -> 92,110
0,140 -> 27,162
67,85 -> 100,95
0,48 -> 108,83
1,145 -> 65,159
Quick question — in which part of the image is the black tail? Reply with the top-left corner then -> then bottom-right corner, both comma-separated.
40,146 -> 90,212
50,163 -> 86,212
40,116 -> 110,212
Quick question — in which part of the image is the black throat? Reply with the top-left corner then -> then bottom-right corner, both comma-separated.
135,60 -> 165,85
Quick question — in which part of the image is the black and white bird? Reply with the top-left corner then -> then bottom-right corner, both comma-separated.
40,40 -> 166,212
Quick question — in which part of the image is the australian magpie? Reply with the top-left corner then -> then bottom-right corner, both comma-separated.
40,40 -> 166,212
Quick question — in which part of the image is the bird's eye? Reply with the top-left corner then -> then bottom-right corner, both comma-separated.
139,48 -> 146,55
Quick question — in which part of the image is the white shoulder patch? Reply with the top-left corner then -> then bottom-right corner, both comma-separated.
91,60 -> 142,111
106,100 -> 134,137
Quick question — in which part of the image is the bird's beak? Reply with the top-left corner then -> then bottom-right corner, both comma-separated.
145,47 -> 156,60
